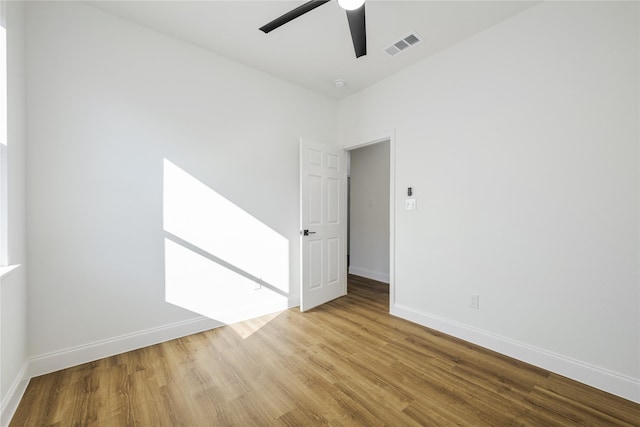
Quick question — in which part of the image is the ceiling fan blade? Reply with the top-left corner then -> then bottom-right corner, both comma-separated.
260,0 -> 331,33
346,4 -> 367,58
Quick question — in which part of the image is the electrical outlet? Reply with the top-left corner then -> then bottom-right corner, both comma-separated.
469,293 -> 479,309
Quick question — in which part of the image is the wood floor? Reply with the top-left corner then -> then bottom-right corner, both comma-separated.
11,275 -> 640,426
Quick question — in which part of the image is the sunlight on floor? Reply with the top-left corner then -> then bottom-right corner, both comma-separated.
229,310 -> 282,339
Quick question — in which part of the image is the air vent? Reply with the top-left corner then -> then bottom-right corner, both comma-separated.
384,32 -> 422,57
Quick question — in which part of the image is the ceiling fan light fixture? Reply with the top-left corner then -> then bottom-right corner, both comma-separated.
337,0 -> 365,11
259,0 -> 367,58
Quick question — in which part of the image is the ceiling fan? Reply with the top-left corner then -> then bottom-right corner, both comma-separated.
259,0 -> 367,58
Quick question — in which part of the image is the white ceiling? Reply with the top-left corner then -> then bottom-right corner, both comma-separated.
86,1 -> 539,99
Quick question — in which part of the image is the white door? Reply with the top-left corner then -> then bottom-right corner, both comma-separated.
300,137 -> 347,311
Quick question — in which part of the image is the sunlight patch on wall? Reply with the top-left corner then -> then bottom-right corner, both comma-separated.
163,159 -> 290,328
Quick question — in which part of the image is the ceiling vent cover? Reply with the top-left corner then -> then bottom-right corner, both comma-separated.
384,32 -> 422,57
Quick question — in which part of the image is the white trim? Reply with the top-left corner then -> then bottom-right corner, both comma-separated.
28,316 -> 223,379
348,266 -> 389,283
391,302 -> 640,404
343,129 -> 396,311
0,360 -> 28,427
388,132 -> 396,309
29,298 -> 300,378
28,295 -> 299,379
2,317 -> 223,426
2,298 -> 299,425
342,130 -> 394,151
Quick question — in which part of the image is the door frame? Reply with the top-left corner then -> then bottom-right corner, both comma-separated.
343,129 -> 396,311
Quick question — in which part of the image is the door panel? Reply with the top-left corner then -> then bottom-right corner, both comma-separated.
309,175 -> 322,225
308,239 -> 322,290
327,237 -> 340,285
300,137 -> 347,311
327,177 -> 340,224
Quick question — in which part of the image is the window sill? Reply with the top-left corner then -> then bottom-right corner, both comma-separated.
0,264 -> 20,280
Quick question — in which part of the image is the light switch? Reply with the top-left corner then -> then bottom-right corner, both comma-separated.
405,198 -> 417,210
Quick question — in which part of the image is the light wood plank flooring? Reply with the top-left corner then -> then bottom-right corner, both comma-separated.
11,275 -> 640,426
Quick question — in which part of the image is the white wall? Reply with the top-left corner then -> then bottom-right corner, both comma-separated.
338,1 -> 639,402
13,0 -> 640,410
26,1 -> 336,372
349,141 -> 390,282
0,0 -> 27,424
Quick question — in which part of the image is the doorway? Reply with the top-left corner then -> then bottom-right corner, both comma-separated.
346,137 -> 393,299
298,133 -> 395,313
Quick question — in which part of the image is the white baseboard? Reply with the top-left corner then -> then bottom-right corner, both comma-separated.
3,316 -> 221,426
391,303 -> 640,404
348,266 -> 389,283
28,315 -> 224,379
1,360 -> 29,427
29,297 -> 300,379
3,298 -> 300,426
